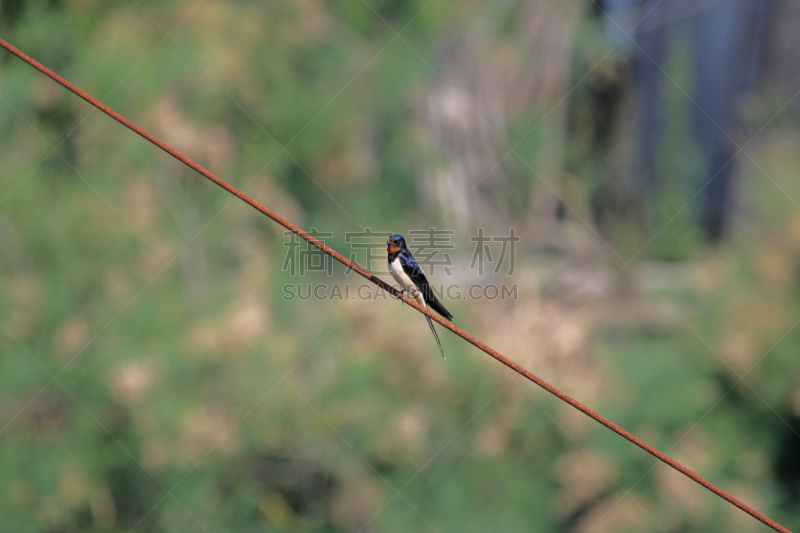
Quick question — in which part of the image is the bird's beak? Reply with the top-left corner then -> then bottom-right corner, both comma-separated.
387,238 -> 394,245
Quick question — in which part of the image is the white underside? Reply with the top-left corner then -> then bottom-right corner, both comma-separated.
389,257 -> 426,308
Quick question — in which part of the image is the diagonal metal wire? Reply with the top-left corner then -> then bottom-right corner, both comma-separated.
3,64 -> 392,533
0,1 -> 205,208
599,1 -> 800,442
0,38 -> 792,533
4,5 -> 433,525
120,2 -> 442,525
382,3 -> 800,522
355,3 -> 672,527
565,8 -> 800,528
1,88 -> 362,530
132,0 -> 364,228
129,0 -> 434,230
0,1 -> 208,439
585,316 -> 800,532
509,378 -> 667,532
357,263 -> 642,532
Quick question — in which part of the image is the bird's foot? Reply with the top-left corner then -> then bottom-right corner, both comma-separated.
397,290 -> 406,304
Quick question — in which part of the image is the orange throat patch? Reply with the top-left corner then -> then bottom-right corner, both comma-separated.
387,243 -> 401,254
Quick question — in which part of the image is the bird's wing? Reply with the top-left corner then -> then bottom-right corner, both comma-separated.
400,251 -> 430,290
401,252 -> 453,320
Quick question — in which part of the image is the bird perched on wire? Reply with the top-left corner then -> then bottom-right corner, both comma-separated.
387,234 -> 453,358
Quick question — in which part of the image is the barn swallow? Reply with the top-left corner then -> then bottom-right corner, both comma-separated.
387,234 -> 453,358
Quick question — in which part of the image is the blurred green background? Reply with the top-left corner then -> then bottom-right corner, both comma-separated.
2,0 -> 800,531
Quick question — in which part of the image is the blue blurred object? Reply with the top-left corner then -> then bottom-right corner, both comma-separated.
601,0 -> 770,240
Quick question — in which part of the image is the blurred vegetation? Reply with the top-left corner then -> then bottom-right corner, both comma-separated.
1,1 -> 800,532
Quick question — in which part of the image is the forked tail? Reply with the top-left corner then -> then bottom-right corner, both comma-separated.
426,316 -> 445,359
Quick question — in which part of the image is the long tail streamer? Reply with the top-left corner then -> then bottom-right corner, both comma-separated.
426,316 -> 445,359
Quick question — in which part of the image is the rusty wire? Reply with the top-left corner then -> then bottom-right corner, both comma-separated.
0,38 -> 792,533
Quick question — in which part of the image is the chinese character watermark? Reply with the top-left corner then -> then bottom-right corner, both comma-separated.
408,228 -> 455,276
343,228 -> 393,275
282,227 -> 520,299
469,227 -> 519,276
282,227 -> 334,276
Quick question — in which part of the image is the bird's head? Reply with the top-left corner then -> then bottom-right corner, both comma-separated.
387,234 -> 406,254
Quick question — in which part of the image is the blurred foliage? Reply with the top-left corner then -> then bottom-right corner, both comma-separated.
1,1 -> 800,532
